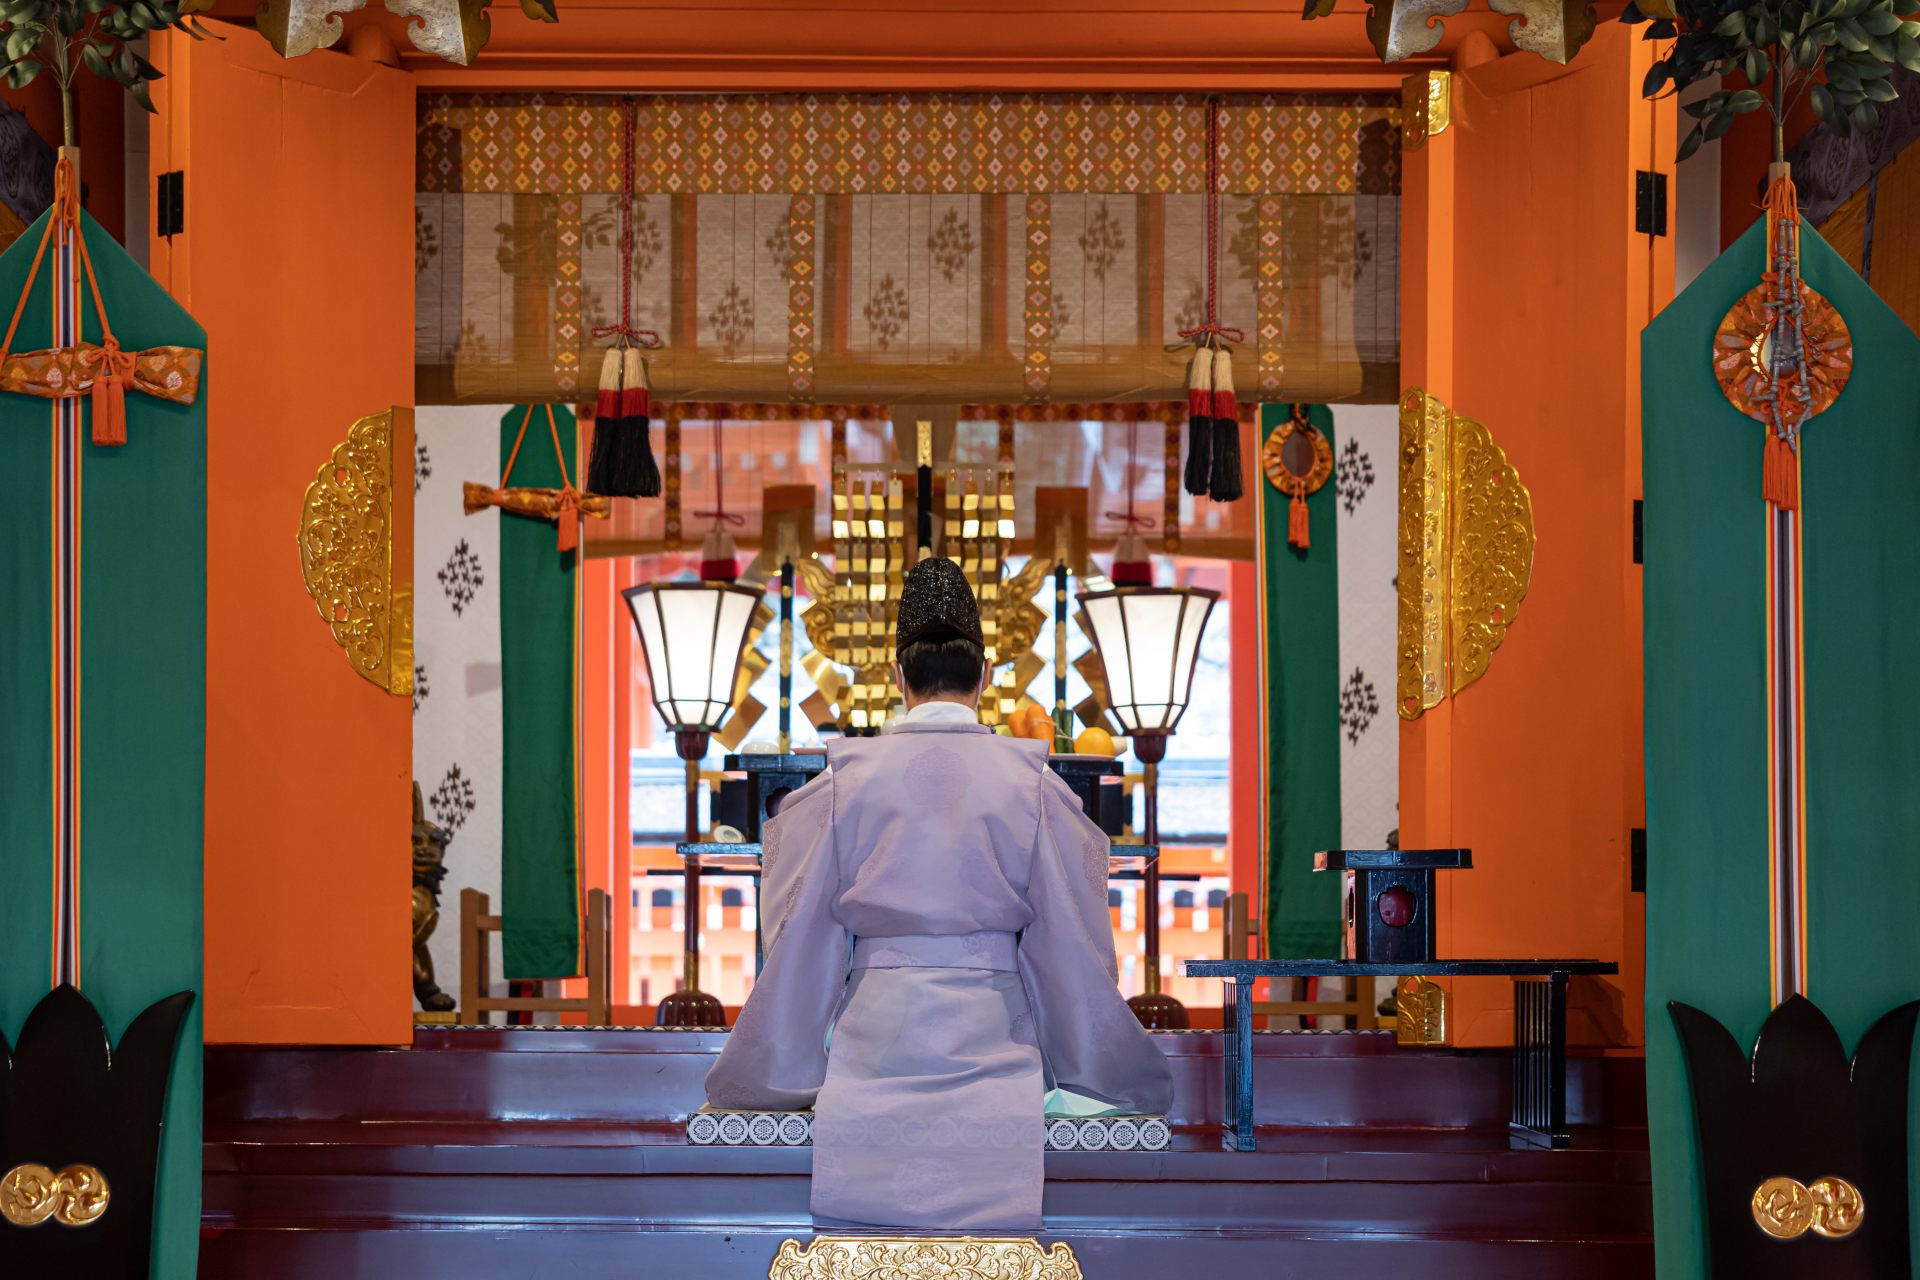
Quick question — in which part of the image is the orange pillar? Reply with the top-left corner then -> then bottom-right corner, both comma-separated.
1399,28 -> 1665,1048
152,25 -> 415,1045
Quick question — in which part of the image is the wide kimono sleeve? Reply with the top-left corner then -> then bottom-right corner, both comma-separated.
1016,769 -> 1175,1114
704,771 -> 849,1111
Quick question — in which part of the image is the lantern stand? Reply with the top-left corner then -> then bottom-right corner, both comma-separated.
658,727 -> 726,1028
1126,729 -> 1186,1029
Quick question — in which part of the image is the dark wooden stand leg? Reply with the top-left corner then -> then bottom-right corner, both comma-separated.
1224,977 -> 1256,1152
1509,971 -> 1570,1149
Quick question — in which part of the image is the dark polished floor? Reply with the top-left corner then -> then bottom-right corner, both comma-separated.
201,1027 -> 1652,1278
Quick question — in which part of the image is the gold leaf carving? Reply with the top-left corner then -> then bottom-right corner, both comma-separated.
767,1236 -> 1083,1280
1397,388 -> 1447,720
298,409 -> 414,697
1449,411 -> 1533,695
1395,389 -> 1533,716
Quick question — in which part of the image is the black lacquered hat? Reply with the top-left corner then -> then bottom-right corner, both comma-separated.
894,556 -> 984,653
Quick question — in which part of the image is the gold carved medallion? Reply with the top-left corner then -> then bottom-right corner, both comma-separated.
1,1162 -> 109,1228
1751,1175 -> 1864,1240
298,408 -> 415,697
768,1236 -> 1082,1280
1396,388 -> 1534,719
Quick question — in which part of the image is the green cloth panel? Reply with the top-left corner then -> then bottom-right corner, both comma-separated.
1643,218 -> 1920,1279
0,208 -> 206,1280
1261,402 -> 1342,960
499,404 -> 583,979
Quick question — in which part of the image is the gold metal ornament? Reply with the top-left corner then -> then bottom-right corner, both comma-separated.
1366,0 -> 1471,64
1401,71 -> 1452,150
1,1162 -> 109,1228
50,1164 -> 109,1228
1360,0 -> 1594,64
1752,1176 -> 1815,1239
767,1236 -> 1083,1280
1396,388 -> 1534,719
1394,976 -> 1447,1046
1485,0 -> 1599,65
298,408 -> 415,697
1808,1175 -> 1865,1238
0,1163 -> 58,1227
254,0 -> 367,59
1449,411 -> 1534,695
1398,389 -> 1449,719
1750,1175 -> 1866,1240
257,0 -> 543,63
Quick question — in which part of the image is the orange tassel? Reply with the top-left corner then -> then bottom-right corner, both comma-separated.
90,372 -> 126,446
556,498 -> 580,554
1288,489 -> 1310,549
1763,432 -> 1798,511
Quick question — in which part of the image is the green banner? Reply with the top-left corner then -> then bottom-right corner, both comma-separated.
1260,402 -> 1342,959
1643,219 -> 1920,1277
0,209 -> 206,1278
499,405 -> 583,979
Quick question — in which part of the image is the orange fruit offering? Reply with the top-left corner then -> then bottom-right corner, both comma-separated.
1072,727 -> 1116,757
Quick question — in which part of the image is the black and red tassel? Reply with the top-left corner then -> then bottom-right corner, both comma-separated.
1208,345 -> 1242,502
585,346 -> 663,499
1183,345 -> 1214,496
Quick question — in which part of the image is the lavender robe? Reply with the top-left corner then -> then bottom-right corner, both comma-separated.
705,719 -> 1173,1229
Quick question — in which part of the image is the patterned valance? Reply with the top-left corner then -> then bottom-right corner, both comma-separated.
416,93 -> 1402,408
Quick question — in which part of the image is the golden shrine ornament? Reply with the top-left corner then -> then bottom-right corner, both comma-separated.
1261,405 -> 1333,550
1750,1174 -> 1865,1241
1,1162 -> 110,1228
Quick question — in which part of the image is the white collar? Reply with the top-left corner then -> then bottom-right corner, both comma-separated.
896,700 -> 981,726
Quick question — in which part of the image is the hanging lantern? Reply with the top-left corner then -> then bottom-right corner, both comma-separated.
1077,585 -> 1219,740
624,581 -> 763,739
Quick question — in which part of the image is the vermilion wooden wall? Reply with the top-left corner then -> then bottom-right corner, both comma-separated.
1400,26 -> 1670,1047
150,25 -> 416,1045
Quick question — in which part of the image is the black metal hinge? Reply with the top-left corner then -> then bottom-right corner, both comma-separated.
1630,827 -> 1647,893
1634,171 -> 1667,237
156,171 -> 184,238
1632,498 -> 1644,564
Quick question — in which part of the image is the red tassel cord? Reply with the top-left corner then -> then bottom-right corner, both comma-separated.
1171,96 -> 1247,502
586,97 -> 666,499
1288,486 -> 1310,550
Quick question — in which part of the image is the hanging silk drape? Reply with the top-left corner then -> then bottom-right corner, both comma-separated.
415,94 -> 1402,408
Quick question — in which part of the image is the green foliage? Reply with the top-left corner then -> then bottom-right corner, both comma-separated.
0,0 -> 207,123
1622,0 -> 1920,161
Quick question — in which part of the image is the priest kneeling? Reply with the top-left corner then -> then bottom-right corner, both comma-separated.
706,556 -> 1174,1230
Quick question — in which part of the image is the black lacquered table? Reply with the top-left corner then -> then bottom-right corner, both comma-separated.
1181,959 -> 1620,1152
